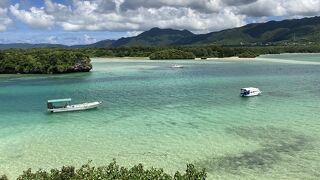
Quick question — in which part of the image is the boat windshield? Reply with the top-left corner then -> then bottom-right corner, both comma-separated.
240,89 -> 250,95
47,98 -> 71,109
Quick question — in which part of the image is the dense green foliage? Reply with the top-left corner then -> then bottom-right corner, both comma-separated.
238,51 -> 259,58
149,49 -> 196,60
0,49 -> 92,74
83,46 -> 155,57
78,44 -> 320,59
0,161 -> 206,180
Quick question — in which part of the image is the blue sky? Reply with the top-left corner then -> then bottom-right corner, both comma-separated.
0,0 -> 319,45
1,0 -> 128,45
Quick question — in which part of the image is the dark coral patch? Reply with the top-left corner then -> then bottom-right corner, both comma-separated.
196,127 -> 311,173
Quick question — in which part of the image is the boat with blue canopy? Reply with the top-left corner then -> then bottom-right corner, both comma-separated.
47,98 -> 102,113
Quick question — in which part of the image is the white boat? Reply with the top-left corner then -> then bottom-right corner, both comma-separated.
171,64 -> 184,68
47,98 -> 102,113
240,87 -> 261,97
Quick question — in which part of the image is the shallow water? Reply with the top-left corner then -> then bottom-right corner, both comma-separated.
0,54 -> 320,179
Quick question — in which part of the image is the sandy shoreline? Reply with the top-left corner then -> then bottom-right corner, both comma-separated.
196,56 -> 254,60
92,56 -> 256,62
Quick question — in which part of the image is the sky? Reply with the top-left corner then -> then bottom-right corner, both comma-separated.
0,0 -> 319,45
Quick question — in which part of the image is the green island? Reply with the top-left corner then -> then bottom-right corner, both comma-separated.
1,44 -> 320,74
0,49 -> 92,74
0,161 -> 206,180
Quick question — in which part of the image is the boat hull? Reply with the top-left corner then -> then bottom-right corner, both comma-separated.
171,65 -> 184,68
48,102 -> 102,113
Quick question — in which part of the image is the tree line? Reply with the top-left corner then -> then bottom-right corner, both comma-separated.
79,44 -> 320,59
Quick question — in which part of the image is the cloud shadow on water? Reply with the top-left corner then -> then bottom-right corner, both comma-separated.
195,126 -> 312,174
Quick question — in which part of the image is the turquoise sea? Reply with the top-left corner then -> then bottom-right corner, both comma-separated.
0,54 -> 320,179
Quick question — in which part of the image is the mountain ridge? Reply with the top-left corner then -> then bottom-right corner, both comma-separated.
0,16 -> 319,49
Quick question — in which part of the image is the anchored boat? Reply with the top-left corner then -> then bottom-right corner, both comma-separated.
47,98 -> 102,113
171,64 -> 184,68
240,87 -> 261,97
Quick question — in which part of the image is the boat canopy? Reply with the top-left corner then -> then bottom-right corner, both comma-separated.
48,98 -> 72,103
241,87 -> 259,91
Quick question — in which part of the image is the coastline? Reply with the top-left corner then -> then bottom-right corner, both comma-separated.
195,56 -> 255,61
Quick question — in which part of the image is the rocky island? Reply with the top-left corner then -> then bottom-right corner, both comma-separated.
0,49 -> 92,74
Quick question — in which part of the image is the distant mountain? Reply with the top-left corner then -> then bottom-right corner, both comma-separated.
110,27 -> 194,47
1,16 -> 319,49
179,16 -> 320,45
0,43 -> 67,49
71,40 -> 115,48
93,16 -> 320,47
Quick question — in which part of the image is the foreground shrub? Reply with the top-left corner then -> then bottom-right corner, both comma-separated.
0,175 -> 8,180
1,160 -> 206,180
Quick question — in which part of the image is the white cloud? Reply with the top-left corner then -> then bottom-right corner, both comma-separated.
122,6 -> 245,32
284,0 -> 320,16
0,0 -> 12,32
40,0 -> 246,32
126,30 -> 143,37
9,4 -> 55,29
239,0 -> 320,17
0,8 -> 12,31
83,34 -> 97,44
113,0 -> 124,13
44,0 -> 71,20
5,0 -> 320,33
47,36 -> 58,44
119,0 -> 223,13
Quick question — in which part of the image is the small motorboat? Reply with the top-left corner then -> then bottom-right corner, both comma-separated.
47,98 -> 102,113
171,64 -> 184,68
240,87 -> 261,97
